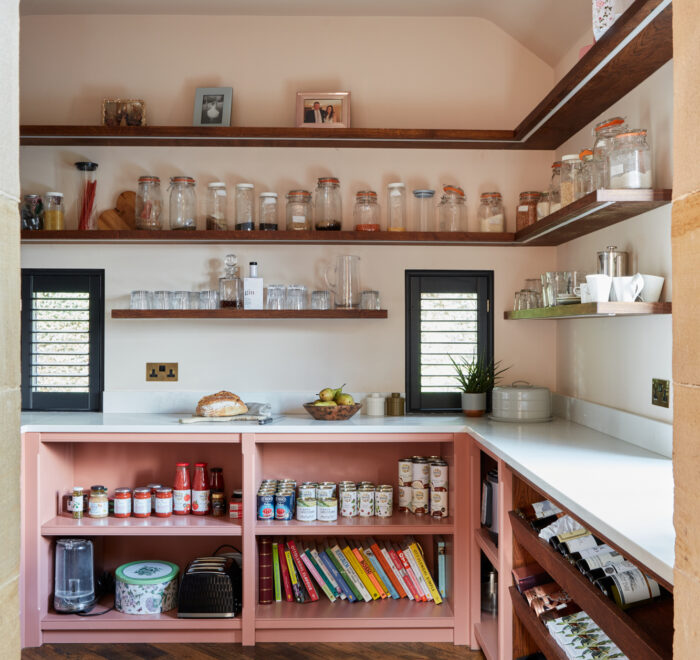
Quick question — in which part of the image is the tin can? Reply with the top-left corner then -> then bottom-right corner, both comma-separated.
257,493 -> 275,520
358,487 -> 375,517
340,488 -> 358,517
357,481 -> 375,488
317,482 -> 336,499
431,488 -> 449,518
412,486 -> 429,515
375,485 -> 393,517
426,455 -> 442,463
412,457 -> 430,489
296,498 -> 317,522
398,485 -> 412,512
298,483 -> 317,499
275,491 -> 294,520
398,458 -> 413,486
229,489 -> 243,520
279,479 -> 297,489
317,498 -> 338,522
113,488 -> 132,518
430,460 -> 449,489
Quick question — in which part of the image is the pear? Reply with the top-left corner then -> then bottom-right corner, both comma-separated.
313,400 -> 338,407
335,393 -> 355,406
318,388 -> 335,402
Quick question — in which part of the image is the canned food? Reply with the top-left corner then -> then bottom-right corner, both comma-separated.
257,493 -> 275,520
375,485 -> 393,518
317,498 -> 338,522
431,488 -> 448,518
430,460 -> 449,489
412,487 -> 429,515
340,488 -> 358,517
426,455 -> 442,463
275,491 -> 294,520
398,485 -> 412,512
358,481 -> 375,488
359,487 -> 375,517
398,458 -> 413,486
296,498 -> 317,522
412,457 -> 430,489
317,482 -> 336,499
298,484 -> 317,499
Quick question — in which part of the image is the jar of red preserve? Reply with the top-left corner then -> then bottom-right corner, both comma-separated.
133,487 -> 151,518
155,487 -> 173,517
173,462 -> 191,515
113,488 -> 132,518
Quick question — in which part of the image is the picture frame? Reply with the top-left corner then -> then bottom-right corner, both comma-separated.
296,92 -> 350,128
193,87 -> 233,127
102,99 -> 146,127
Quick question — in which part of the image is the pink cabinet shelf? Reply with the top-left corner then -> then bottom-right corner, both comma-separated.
474,612 -> 498,660
254,515 -> 454,535
474,527 -> 499,569
42,514 -> 242,536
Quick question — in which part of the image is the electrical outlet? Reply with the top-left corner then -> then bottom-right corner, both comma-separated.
146,362 -> 178,382
652,378 -> 669,408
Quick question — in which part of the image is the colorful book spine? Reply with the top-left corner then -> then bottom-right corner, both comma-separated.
327,541 -> 368,602
402,541 -> 432,601
434,536 -> 447,599
288,539 -> 319,602
393,542 -> 426,601
342,541 -> 379,600
363,542 -> 399,599
309,545 -> 344,599
278,541 -> 293,602
408,537 -> 443,605
272,541 -> 282,603
319,543 -> 355,602
258,536 -> 273,604
369,537 -> 406,599
380,542 -> 412,600
353,545 -> 388,599
284,543 -> 304,603
300,548 -> 336,602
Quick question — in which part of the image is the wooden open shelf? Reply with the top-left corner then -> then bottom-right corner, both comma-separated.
504,301 -> 672,320
111,309 -> 388,319
41,514 -> 242,536
515,189 -> 672,245
475,527 -> 499,569
474,612 -> 498,660
509,586 -> 568,660
509,512 -> 673,660
255,515 -> 453,536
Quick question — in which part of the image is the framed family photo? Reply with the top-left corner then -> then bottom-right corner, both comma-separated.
102,99 -> 146,127
296,92 -> 350,128
193,87 -> 233,127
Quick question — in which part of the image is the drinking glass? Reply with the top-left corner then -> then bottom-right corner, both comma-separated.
286,285 -> 307,310
520,289 -> 539,309
360,290 -> 380,310
187,292 -> 201,309
524,278 -> 542,296
152,291 -> 172,309
311,290 -> 331,310
130,290 -> 151,309
172,291 -> 189,310
513,291 -> 523,311
199,290 -> 220,310
266,285 -> 286,310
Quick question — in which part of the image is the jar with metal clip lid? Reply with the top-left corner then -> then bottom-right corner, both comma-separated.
353,190 -> 380,231
592,116 -> 627,189
286,190 -> 312,230
136,176 -> 162,230
314,177 -> 342,230
608,129 -> 652,189
169,176 -> 197,230
549,162 -> 562,213
478,192 -> 504,232
437,185 -> 466,232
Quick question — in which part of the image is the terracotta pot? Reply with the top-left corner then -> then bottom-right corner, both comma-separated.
461,392 -> 486,417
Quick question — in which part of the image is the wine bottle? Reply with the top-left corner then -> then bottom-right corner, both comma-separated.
586,559 -> 636,583
575,549 -> 623,574
548,527 -> 589,552
568,543 -> 613,565
559,533 -> 600,558
517,500 -> 563,531
595,568 -> 661,609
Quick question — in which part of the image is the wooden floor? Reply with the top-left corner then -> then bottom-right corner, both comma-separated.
22,643 -> 485,659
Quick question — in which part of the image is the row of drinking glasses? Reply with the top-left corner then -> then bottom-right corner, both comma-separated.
130,290 -> 220,310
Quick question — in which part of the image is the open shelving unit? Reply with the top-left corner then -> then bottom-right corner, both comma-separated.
504,301 -> 672,320
508,586 -> 567,660
254,514 -> 453,535
111,309 -> 388,319
41,514 -> 242,536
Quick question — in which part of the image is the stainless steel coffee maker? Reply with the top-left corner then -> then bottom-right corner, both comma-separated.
597,245 -> 628,277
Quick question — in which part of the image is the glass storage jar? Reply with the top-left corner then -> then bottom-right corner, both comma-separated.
205,182 -> 227,230
536,191 -> 550,220
549,161 -> 562,213
135,176 -> 162,230
75,161 -> 99,231
20,194 -> 43,230
592,116 -> 627,189
169,176 -> 197,230
258,192 -> 279,230
577,149 -> 594,199
88,485 -> 108,519
437,185 -> 466,232
478,192 -> 505,232
235,183 -> 255,230
286,190 -> 312,230
560,155 -> 580,207
314,177 -> 342,230
413,189 -> 435,231
608,129 -> 653,189
353,190 -> 381,231
387,182 -> 406,231
43,192 -> 65,230
515,191 -> 540,231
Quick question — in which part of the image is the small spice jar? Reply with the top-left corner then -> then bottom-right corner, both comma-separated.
211,492 -> 226,517
515,191 -> 540,231
135,176 -> 163,230
133,487 -> 152,518
113,488 -> 132,518
353,190 -> 381,231
560,155 -> 580,207
314,177 -> 342,230
43,192 -> 65,231
386,392 -> 405,416
286,190 -> 312,230
72,486 -> 85,519
478,192 -> 505,232
155,487 -> 173,518
258,192 -> 279,230
88,485 -> 108,519
205,182 -> 228,230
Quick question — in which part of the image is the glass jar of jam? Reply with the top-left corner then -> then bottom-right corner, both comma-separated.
173,462 -> 191,515
155,487 -> 173,518
133,487 -> 151,518
147,483 -> 162,513
88,485 -> 108,519
211,492 -> 226,517
353,190 -> 381,231
113,488 -> 132,518
286,190 -> 312,230
314,177 -> 342,230
515,191 -> 540,231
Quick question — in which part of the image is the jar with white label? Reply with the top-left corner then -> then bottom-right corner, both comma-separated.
478,192 -> 505,232
608,130 -> 653,189
133,487 -> 151,518
113,488 -> 132,518
560,154 -> 580,207
88,485 -> 108,519
286,190 -> 312,230
155,487 -> 173,518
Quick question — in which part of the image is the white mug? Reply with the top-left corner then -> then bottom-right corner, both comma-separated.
585,274 -> 612,303
640,274 -> 664,302
612,274 -> 644,302
574,282 -> 592,303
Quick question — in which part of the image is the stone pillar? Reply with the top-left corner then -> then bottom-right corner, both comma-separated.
0,0 -> 20,656
673,0 -> 700,656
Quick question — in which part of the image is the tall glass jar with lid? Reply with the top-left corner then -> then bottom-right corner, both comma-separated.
353,191 -> 380,231
259,192 -> 279,230
608,129 -> 653,188
549,161 -> 562,213
387,182 -> 406,231
169,176 -> 197,230
314,177 -> 342,230
477,192 -> 505,232
560,155 -> 580,207
44,192 -> 65,230
576,150 -> 594,199
413,189 -> 435,231
592,116 -> 627,189
437,185 -> 466,232
136,176 -> 162,230
206,182 -> 227,230
235,183 -> 255,230
286,190 -> 312,230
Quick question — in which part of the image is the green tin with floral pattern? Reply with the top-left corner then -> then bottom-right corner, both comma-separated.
115,560 -> 179,614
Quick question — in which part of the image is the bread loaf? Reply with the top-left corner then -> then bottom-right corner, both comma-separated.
196,391 -> 248,417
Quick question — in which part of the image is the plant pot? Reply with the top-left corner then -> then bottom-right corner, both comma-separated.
461,392 -> 486,417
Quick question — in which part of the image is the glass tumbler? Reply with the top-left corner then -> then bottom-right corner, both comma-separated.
200,290 -> 220,309
187,292 -> 201,309
152,291 -> 172,309
311,290 -> 331,310
360,290 -> 380,310
130,291 -> 151,309
266,285 -> 286,310
172,291 -> 189,310
286,285 -> 307,310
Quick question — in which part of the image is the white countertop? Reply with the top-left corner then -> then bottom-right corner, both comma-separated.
21,411 -> 674,585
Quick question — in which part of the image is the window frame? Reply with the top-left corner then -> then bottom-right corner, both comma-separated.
405,269 -> 494,413
21,269 -> 105,412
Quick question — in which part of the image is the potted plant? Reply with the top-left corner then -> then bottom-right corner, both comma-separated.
450,354 -> 509,417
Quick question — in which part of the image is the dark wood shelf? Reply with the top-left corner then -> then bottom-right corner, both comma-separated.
515,189 -> 672,246
111,309 -> 388,319
509,512 -> 673,660
18,0 -> 672,152
509,587 -> 568,660
505,301 -> 672,320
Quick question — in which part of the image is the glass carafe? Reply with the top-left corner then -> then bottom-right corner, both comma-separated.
219,254 -> 243,308
54,538 -> 95,612
324,255 -> 361,308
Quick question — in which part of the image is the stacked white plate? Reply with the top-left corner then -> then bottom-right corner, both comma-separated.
490,382 -> 552,423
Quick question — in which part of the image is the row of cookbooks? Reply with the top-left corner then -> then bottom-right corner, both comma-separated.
258,536 -> 446,604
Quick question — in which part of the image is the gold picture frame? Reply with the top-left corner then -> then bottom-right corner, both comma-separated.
102,99 -> 147,127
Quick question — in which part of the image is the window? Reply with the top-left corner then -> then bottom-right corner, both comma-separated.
405,270 -> 493,412
21,270 -> 104,411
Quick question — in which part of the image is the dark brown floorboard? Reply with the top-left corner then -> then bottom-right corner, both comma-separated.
22,643 -> 485,660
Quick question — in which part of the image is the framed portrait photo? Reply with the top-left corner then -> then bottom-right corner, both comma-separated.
193,87 -> 233,127
296,92 -> 350,128
102,99 -> 146,127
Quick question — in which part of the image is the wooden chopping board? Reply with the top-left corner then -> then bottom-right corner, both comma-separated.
98,191 -> 136,230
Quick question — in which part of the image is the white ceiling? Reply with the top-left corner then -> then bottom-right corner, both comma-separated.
20,0 -> 593,66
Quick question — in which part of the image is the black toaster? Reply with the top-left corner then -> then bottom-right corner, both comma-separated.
177,555 -> 242,618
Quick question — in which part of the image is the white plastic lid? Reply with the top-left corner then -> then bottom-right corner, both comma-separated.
236,183 -> 254,189
46,191 -> 64,197
387,182 -> 405,188
260,191 -> 277,197
369,392 -> 384,398
208,182 -> 226,188
561,154 -> 580,161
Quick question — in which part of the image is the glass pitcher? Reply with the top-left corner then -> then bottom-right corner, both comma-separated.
324,255 -> 361,308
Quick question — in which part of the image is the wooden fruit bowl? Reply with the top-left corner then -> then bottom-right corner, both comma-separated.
303,402 -> 362,421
